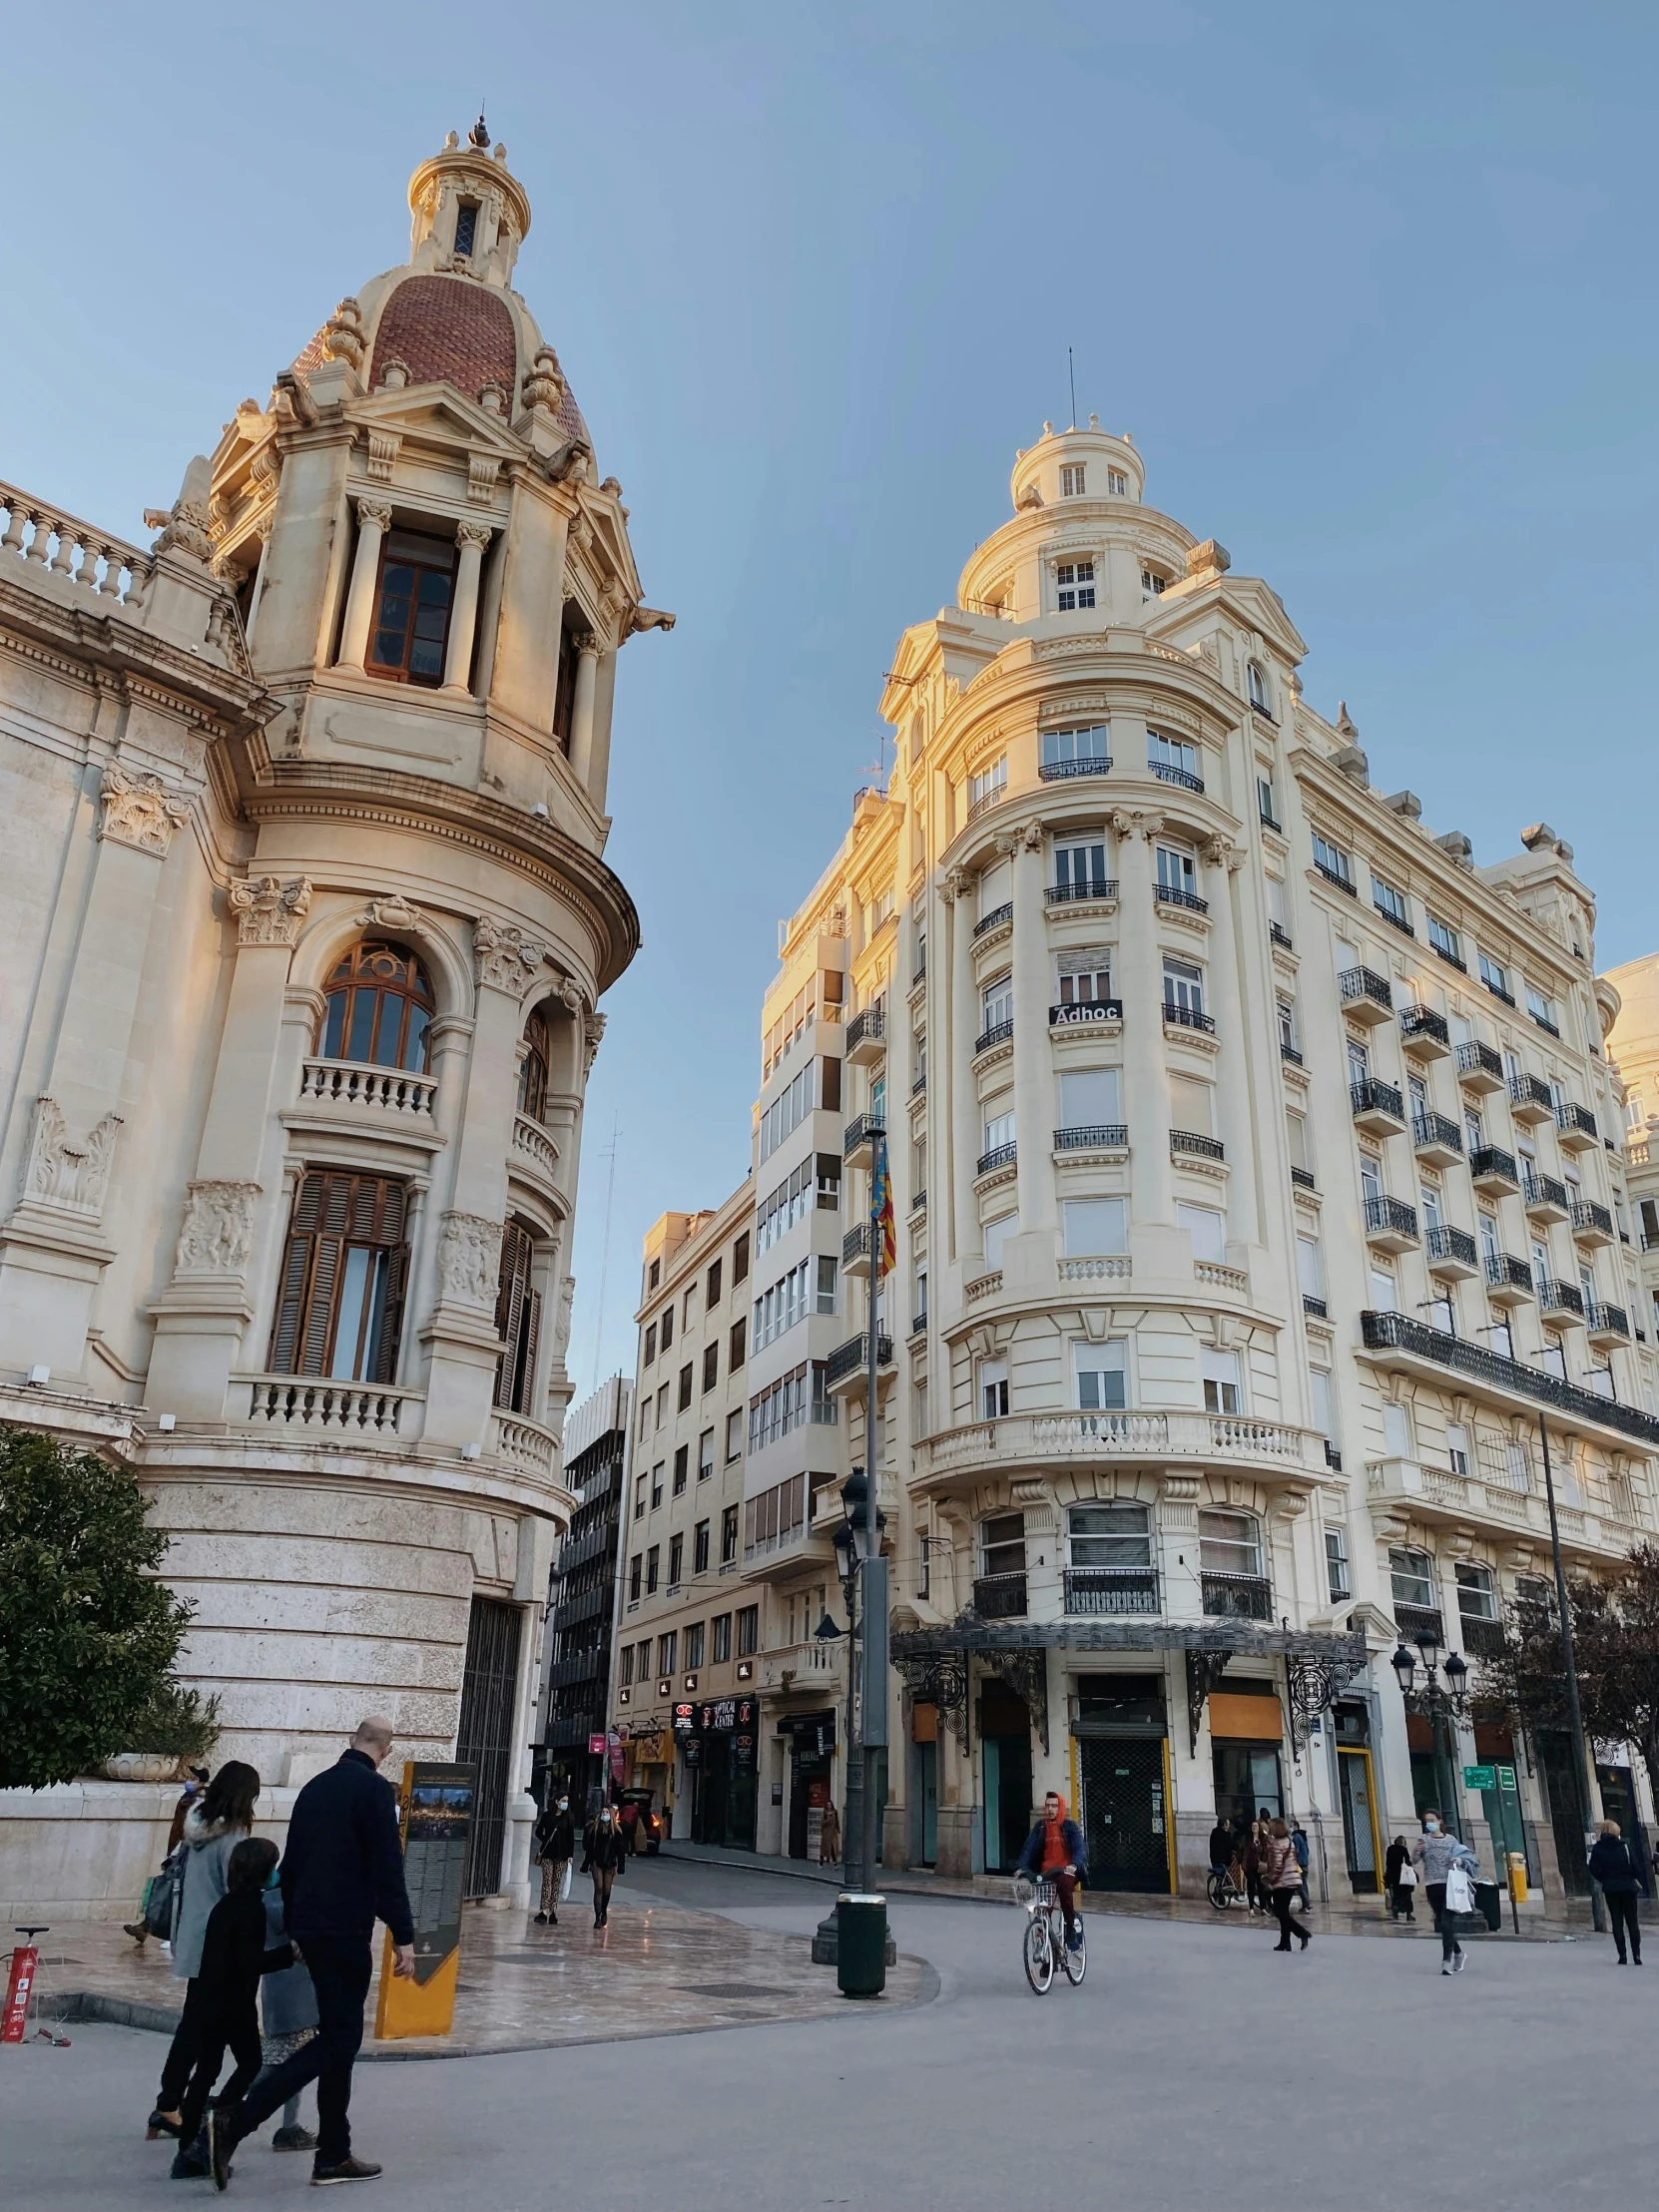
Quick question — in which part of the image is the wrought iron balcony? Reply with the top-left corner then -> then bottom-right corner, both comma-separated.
1470,1146 -> 1520,1195
1039,754 -> 1112,781
1364,1194 -> 1418,1250
1484,1253 -> 1534,1303
842,1113 -> 884,1165
1054,1124 -> 1128,1151
1259,809 -> 1284,833
1360,1308 -> 1659,1444
1393,1603 -> 1444,1647
1314,858 -> 1359,896
1163,1002 -> 1216,1035
1291,1166 -> 1317,1191
1063,1567 -> 1160,1616
1523,1172 -> 1570,1223
1509,1073 -> 1555,1123
1537,1280 -> 1585,1325
1425,1224 -> 1479,1278
1302,1294 -> 1329,1319
1201,1571 -> 1273,1621
976,1141 -> 1017,1176
1155,883 -> 1209,915
909,1187 -> 926,1214
975,1019 -> 1014,1055
1400,1004 -> 1451,1058
842,1223 -> 874,1278
1555,1101 -> 1598,1150
1429,938 -> 1468,973
1340,965 -> 1393,1021
1412,1111 -> 1463,1165
1149,760 -> 1205,794
1484,975 -> 1518,1008
1049,998 -> 1122,1029
1351,1078 -> 1406,1135
825,1333 -> 893,1387
1324,1441 -> 1344,1471
1459,1615 -> 1507,1661
1280,1042 -> 1304,1066
1587,1302 -> 1630,1346
1270,922 -> 1294,951
845,1006 -> 885,1064
972,1571 -> 1028,1619
1171,1130 -> 1225,1161
1046,878 -> 1118,905
972,901 -> 1013,939
1456,1040 -> 1505,1091
1374,901 -> 1415,938
1570,1199 -> 1614,1246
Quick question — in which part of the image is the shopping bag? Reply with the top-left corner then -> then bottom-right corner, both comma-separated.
560,1861 -> 573,1904
1398,1862 -> 1417,1888
144,1844 -> 189,1940
1444,1864 -> 1474,1915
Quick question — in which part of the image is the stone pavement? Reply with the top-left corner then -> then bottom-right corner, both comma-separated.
25,1879 -> 930,2057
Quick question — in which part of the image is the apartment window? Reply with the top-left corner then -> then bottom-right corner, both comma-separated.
652,1461 -> 665,1509
628,1553 -> 642,1604
1456,1562 -> 1499,1628
983,1210 -> 1018,1269
1427,913 -> 1462,965
699,1427 -> 715,1482
633,1473 -> 647,1522
654,1383 -> 668,1428
1382,1401 -> 1411,1457
1148,731 -> 1200,785
1107,466 -> 1127,494
452,200 -> 479,258
733,1232 -> 750,1284
1325,1526 -> 1351,1603
1200,1508 -> 1263,1579
1369,1267 -> 1397,1311
729,1318 -> 747,1370
1310,1368 -> 1336,1442
619,1644 -> 635,1687
636,1638 -> 653,1679
737,1603 -> 759,1656
1465,1106 -> 1485,1154
1287,1111 -> 1312,1179
667,1534 -> 684,1589
270,1170 -> 410,1383
1176,1200 -> 1225,1262
1042,724 -> 1110,773
981,972 -> 1014,1031
703,1341 -> 719,1392
320,939 -> 435,1073
683,1287 -> 696,1329
1202,1348 -> 1243,1414
1059,1067 -> 1120,1130
1141,566 -> 1168,598
754,1258 -> 814,1351
1163,956 -> 1205,1021
660,1306 -> 674,1351
758,1063 -> 814,1163
1257,776 -> 1278,827
1058,950 -> 1113,1006
1297,1235 -> 1323,1302
978,1357 -> 1009,1419
658,1629 -> 677,1673
672,1444 -> 688,1496
1060,462 -> 1087,496
1155,842 -> 1197,900
1074,1339 -> 1128,1411
1372,875 -> 1410,932
649,1258 -> 661,1293
646,1544 -> 660,1595
1389,1547 -> 1435,1611
367,528 -> 456,686
1068,1503 -> 1153,1570
1063,1198 -> 1127,1256
1479,950 -> 1513,1002
1247,662 -> 1271,713
643,1323 -> 657,1368
1054,834 -> 1110,893
1446,1422 -> 1470,1477
968,756 -> 1007,814
1526,985 -> 1558,1033
1277,999 -> 1299,1057
707,1258 -> 723,1307
712,1613 -> 732,1664
685,1621 -> 706,1670
725,1407 -> 743,1461
1313,832 -> 1358,893
694,1519 -> 711,1574
981,1512 -> 1026,1580
1055,558 -> 1096,611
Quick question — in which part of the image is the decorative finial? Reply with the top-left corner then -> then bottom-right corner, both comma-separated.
470,111 -> 490,149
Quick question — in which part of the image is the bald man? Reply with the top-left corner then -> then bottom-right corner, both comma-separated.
211,1718 -> 415,2188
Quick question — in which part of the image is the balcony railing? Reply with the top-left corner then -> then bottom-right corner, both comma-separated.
825,1333 -> 893,1386
909,1188 -> 926,1214
1149,760 -> 1205,793
1570,1199 -> 1614,1242
1459,1616 -> 1507,1660
1537,1280 -> 1585,1322
1364,1194 -> 1418,1243
1429,938 -> 1468,973
842,1113 -> 884,1160
1470,1146 -> 1520,1192
299,1057 -> 438,1118
1303,1294 -> 1329,1319
1484,976 -> 1518,1008
1400,1004 -> 1450,1053
1351,1077 -> 1405,1127
966,786 -> 1007,823
1456,1040 -> 1505,1088
1339,965 -> 1393,1015
1270,922 -> 1294,951
1155,883 -> 1210,915
1055,1123 -> 1128,1151
1291,1166 -> 1317,1191
972,1571 -> 1028,1619
512,1112 -> 559,1181
1039,754 -> 1112,780
975,1019 -> 1014,1055
1393,1602 -> 1444,1647
1325,1441 -> 1344,1471
977,1141 -> 1017,1175
1412,1111 -> 1463,1160
1046,878 -> 1119,905
1484,1253 -> 1534,1298
912,1408 -> 1323,1482
1280,1043 -> 1304,1066
1314,858 -> 1359,895
1360,1309 -> 1659,1443
0,484 -> 155,605
1201,1571 -> 1273,1621
1171,1129 -> 1224,1161
1425,1224 -> 1479,1272
1556,1102 -> 1598,1147
1523,1172 -> 1569,1216
244,1377 -> 415,1433
1509,1074 -> 1555,1121
1063,1567 -> 1160,1616
1587,1302 -> 1630,1342
1163,1002 -> 1216,1035
844,1006 -> 885,1054
1050,999 -> 1122,1029
972,901 -> 1013,939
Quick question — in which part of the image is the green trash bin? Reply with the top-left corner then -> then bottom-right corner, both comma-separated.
1473,1880 -> 1502,1933
836,1893 -> 887,1998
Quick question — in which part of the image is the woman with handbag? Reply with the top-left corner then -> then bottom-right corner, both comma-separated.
1261,1818 -> 1313,1951
1383,1835 -> 1417,1922
1412,1810 -> 1478,1974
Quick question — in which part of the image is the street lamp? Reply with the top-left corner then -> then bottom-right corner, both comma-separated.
1390,1636 -> 1470,1845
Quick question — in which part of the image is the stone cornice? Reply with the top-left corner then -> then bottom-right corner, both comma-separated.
0,577 -> 277,736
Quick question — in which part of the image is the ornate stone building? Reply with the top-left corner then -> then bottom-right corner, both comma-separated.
0,125 -> 668,1914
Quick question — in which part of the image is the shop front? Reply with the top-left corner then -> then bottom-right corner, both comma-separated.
779,1709 -> 837,1860
677,1696 -> 760,1850
1209,1680 -> 1286,1830
1073,1673 -> 1172,1895
1330,1700 -> 1382,1895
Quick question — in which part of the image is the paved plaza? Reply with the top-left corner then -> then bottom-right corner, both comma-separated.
2,1856 -> 1650,2209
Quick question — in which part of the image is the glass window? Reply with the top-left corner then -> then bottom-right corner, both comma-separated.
1446,1423 -> 1470,1476
978,1357 -> 1009,1419
1074,1339 -> 1128,1411
712,1613 -> 733,1663
968,756 -> 1007,814
1148,731 -> 1200,781
980,1512 -> 1026,1577
1156,842 -> 1198,896
1054,559 -> 1096,610
1248,663 -> 1271,711
269,1170 -> 409,1383
1041,724 -> 1110,769
1388,1547 -> 1435,1609
1053,834 -> 1109,892
1199,1509 -> 1262,1577
685,1621 -> 706,1670
517,1005 -> 551,1119
722,1503 -> 740,1562
1325,1526 -> 1351,1602
1297,1236 -> 1323,1298
1068,1502 -> 1152,1567
1057,952 -> 1113,1005
1427,913 -> 1462,964
737,1604 -> 759,1656
1060,462 -> 1087,497
694,1519 -> 711,1574
1382,1401 -> 1411,1457
1372,875 -> 1410,930
319,940 -> 434,1071
981,973 -> 1014,1030
1310,1369 -> 1335,1438
1063,1198 -> 1127,1256
1163,955 -> 1205,1018
1311,831 -> 1352,884
983,1211 -> 1018,1269
1369,1267 -> 1397,1311
1455,1562 -> 1498,1623
368,528 -> 456,685
1202,1348 -> 1243,1413
1478,950 -> 1512,999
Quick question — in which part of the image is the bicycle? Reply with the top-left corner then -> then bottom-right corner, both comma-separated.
1012,1875 -> 1086,1992
1206,1864 -> 1247,1912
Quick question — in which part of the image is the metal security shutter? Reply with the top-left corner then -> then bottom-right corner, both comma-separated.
457,1596 -> 523,1898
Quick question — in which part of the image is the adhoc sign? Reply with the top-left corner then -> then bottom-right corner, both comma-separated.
1049,1000 -> 1120,1028
374,1760 -> 476,2043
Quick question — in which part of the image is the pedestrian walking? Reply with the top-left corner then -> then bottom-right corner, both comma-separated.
1291,1820 -> 1312,1912
819,1801 -> 841,1868
125,1765 -> 212,1948
1241,1820 -> 1264,1915
206,1716 -> 415,2189
534,1793 -> 576,1925
1383,1836 -> 1417,1922
1412,1809 -> 1478,1975
258,1868 -> 319,2152
147,1760 -> 263,2150
1261,1817 -> 1313,1951
171,1839 -> 294,2165
582,1804 -> 628,1926
1588,1820 -> 1644,1964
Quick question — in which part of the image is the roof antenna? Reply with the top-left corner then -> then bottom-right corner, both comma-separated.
1068,345 -> 1077,431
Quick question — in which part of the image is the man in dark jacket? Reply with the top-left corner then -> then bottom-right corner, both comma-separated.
1015,1792 -> 1089,1951
1588,1820 -> 1644,1963
1208,1817 -> 1236,1877
213,1718 -> 414,2188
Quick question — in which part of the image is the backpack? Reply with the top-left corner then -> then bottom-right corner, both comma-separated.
143,1842 -> 190,1941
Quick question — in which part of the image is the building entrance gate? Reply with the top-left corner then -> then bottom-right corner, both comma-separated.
1077,1737 -> 1171,1892
457,1597 -> 523,1899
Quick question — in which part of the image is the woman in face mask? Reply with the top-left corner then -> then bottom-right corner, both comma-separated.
581,1804 -> 629,1928
1412,1809 -> 1479,1974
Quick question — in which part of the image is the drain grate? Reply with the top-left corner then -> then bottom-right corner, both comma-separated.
683,1982 -> 796,1999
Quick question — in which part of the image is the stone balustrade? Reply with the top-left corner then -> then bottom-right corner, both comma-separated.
492,1411 -> 561,1478
0,482 -> 153,607
913,1408 -> 1324,1483
242,1376 -> 418,1434
1366,1454 -> 1643,1556
511,1112 -> 560,1179
298,1057 -> 438,1117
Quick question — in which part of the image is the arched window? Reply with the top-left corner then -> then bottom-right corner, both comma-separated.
494,1218 -> 543,1414
518,1006 -> 551,1122
319,941 -> 434,1072
270,1170 -> 409,1382
1198,1509 -> 1269,1618
1247,662 -> 1271,713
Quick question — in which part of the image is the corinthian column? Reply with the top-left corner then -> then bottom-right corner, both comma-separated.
1111,810 -> 1172,1224
441,521 -> 492,693
942,867 -> 977,1268
335,499 -> 391,671
1010,824 -> 1055,1234
566,634 -> 602,783
1203,838 -> 1257,1247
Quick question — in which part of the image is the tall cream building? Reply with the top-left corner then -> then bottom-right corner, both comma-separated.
0,124 -> 668,1916
619,419 -> 1659,1900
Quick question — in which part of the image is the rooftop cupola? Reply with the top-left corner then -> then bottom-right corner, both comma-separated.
1010,416 -> 1145,512
407,120 -> 531,289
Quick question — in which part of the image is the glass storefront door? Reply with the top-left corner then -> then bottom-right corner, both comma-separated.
1337,1747 -> 1381,1893
1212,1742 -> 1284,1828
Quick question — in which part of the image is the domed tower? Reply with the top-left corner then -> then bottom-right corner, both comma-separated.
0,127 -> 666,1899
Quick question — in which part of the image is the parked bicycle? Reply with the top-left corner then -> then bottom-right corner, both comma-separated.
1013,1875 -> 1086,1992
1206,1864 -> 1247,1912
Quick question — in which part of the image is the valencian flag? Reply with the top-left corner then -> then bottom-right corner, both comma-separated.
871,1133 -> 896,1280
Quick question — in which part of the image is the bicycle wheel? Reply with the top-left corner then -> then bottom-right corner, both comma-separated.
1206,1871 -> 1230,1912
1061,1917 -> 1087,1985
1023,1914 -> 1054,1993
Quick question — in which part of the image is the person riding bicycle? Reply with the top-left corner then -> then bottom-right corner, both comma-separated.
1016,1791 -> 1087,1951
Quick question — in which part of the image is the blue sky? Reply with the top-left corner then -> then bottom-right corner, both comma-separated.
6,3 -> 1655,1388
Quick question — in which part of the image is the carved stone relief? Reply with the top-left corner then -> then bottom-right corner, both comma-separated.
99,762 -> 192,856
582,1012 -> 606,1072
22,1097 -> 123,1216
436,1211 -> 502,1309
174,1180 -> 262,1274
229,874 -> 312,947
355,893 -> 430,935
473,914 -> 547,993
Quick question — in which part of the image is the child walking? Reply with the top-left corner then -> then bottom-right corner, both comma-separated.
258,1865 -> 320,2153
174,1837 -> 293,2173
